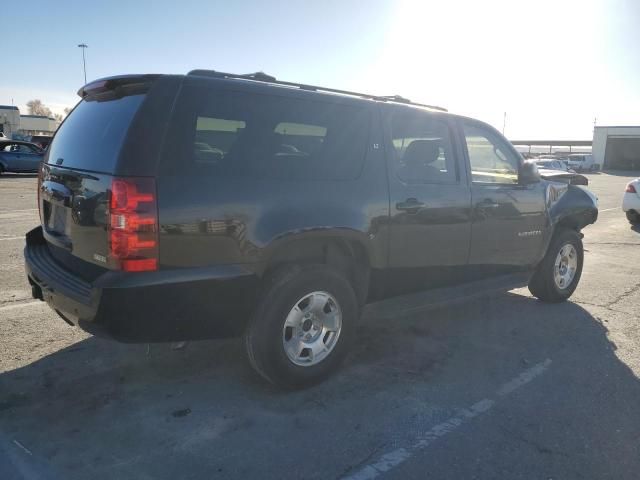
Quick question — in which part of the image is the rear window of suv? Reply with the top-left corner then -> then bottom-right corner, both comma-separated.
162,87 -> 370,180
47,94 -> 145,172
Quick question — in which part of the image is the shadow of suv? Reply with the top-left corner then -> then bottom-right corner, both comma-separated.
24,70 -> 598,388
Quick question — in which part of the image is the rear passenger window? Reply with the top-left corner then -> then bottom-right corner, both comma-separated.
273,122 -> 327,158
164,88 -> 370,180
194,117 -> 245,164
389,111 -> 457,184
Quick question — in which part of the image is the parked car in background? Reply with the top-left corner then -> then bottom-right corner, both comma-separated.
532,158 -> 576,173
567,154 -> 598,172
532,159 -> 589,186
0,140 -> 43,174
622,178 -> 640,225
0,132 -> 7,139
24,71 -> 598,388
29,135 -> 53,150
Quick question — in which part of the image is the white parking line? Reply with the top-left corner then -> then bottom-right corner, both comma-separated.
0,301 -> 42,312
0,236 -> 23,242
343,359 -> 552,480
598,207 -> 619,213
0,208 -> 38,213
0,213 -> 37,221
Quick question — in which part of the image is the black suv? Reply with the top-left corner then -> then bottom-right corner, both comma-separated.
24,71 -> 598,388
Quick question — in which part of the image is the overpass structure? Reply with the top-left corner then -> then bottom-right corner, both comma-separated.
510,139 -> 592,153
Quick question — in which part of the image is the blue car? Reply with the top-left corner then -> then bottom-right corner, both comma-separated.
0,140 -> 44,174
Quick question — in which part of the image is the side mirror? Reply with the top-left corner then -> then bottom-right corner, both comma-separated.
519,161 -> 541,185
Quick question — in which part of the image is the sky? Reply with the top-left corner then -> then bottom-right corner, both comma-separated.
2,0 -> 639,139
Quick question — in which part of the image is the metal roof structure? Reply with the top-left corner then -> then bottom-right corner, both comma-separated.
510,140 -> 592,147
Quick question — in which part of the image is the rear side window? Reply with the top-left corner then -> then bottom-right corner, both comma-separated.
47,94 -> 145,172
3,143 -> 39,153
163,88 -> 370,180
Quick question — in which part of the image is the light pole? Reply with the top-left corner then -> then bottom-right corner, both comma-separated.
77,43 -> 88,84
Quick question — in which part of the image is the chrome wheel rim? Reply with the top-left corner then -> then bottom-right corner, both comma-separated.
554,243 -> 578,290
282,291 -> 342,367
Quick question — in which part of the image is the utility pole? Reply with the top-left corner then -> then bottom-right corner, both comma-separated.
502,112 -> 506,135
77,43 -> 88,85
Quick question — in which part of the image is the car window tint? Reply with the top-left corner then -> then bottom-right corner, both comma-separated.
194,117 -> 246,165
164,88 -> 369,180
47,94 -> 145,173
20,144 -> 38,153
389,112 -> 456,184
273,122 -> 327,158
463,122 -> 519,184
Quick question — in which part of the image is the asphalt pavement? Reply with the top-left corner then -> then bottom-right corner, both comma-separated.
1,171 -> 639,480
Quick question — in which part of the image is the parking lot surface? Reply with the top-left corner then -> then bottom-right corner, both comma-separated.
1,172 -> 639,479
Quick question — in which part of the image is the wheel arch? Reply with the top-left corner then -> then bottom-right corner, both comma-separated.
261,231 -> 373,307
549,184 -> 598,233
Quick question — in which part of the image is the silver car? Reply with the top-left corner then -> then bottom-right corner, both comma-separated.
0,140 -> 44,174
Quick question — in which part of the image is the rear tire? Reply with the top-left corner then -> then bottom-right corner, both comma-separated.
627,210 -> 640,225
245,264 -> 358,389
0,165 -> 4,176
528,228 -> 584,303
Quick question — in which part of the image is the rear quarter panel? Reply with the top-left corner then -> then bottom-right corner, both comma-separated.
157,172 -> 389,271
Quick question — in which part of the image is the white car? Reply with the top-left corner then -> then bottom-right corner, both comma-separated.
622,178 -> 640,225
567,154 -> 598,172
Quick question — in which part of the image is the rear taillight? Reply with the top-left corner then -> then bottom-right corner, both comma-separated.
108,177 -> 158,272
626,183 -> 637,194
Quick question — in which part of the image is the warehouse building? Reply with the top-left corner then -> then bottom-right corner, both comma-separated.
0,106 -> 60,138
593,126 -> 640,170
0,105 -> 21,138
19,115 -> 59,136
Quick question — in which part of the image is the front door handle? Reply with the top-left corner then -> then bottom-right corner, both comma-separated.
396,198 -> 425,213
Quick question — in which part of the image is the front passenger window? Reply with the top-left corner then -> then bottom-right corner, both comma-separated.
463,122 -> 520,184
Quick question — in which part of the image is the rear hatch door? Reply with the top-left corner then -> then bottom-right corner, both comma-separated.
40,75 -> 177,277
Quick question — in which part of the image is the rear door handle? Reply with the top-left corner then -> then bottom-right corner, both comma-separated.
396,198 -> 425,212
478,199 -> 500,209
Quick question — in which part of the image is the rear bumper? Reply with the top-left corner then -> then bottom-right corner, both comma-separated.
24,226 -> 259,342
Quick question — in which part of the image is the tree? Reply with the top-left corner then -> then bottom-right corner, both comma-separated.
54,113 -> 64,122
26,99 -> 52,117
63,107 -> 71,116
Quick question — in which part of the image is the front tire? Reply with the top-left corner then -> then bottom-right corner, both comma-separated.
626,210 -> 640,225
245,264 -> 358,389
529,228 -> 584,302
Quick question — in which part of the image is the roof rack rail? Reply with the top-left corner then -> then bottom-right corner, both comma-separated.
187,69 -> 447,112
